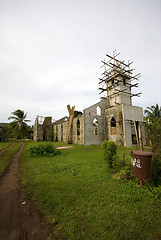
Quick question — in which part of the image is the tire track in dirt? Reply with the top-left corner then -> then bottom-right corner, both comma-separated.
0,142 -> 59,240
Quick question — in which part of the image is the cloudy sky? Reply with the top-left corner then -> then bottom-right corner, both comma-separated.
0,0 -> 161,125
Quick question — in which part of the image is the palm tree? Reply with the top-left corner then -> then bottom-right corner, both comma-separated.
8,109 -> 30,139
144,104 -> 161,152
144,104 -> 161,122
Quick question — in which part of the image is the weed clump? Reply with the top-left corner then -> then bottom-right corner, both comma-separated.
102,140 -> 117,168
149,154 -> 161,186
28,143 -> 61,157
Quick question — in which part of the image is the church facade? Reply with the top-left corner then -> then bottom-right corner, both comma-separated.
34,52 -> 145,147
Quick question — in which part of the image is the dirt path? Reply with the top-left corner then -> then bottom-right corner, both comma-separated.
0,143 -> 58,240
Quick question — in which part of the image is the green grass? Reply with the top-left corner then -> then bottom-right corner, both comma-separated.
0,142 -> 22,176
0,141 -> 14,151
20,142 -> 161,240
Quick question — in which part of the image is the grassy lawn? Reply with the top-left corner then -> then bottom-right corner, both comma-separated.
0,141 -> 14,151
20,141 -> 161,240
0,142 -> 22,176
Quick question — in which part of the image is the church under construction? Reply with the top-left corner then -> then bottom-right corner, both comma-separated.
33,51 -> 146,147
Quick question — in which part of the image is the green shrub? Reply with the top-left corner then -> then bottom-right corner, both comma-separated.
48,129 -> 54,142
150,154 -> 161,186
102,140 -> 117,168
28,143 -> 61,157
114,166 -> 132,179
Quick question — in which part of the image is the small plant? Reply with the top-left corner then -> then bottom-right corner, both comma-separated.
116,154 -> 129,167
28,143 -> 61,157
102,140 -> 117,168
48,129 -> 54,142
114,166 -> 132,180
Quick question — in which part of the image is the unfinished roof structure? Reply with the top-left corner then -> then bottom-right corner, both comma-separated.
33,51 -> 145,147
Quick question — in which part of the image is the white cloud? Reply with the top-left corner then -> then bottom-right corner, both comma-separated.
0,0 -> 161,124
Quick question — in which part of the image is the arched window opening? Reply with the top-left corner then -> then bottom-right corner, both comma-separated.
56,125 -> 58,141
111,117 -> 116,135
61,124 -> 63,141
77,119 -> 80,136
93,118 -> 99,136
123,78 -> 126,85
97,106 -> 101,116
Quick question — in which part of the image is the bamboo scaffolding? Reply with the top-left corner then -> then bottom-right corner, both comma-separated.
99,51 -> 142,101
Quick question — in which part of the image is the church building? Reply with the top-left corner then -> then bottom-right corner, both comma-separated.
33,51 -> 145,147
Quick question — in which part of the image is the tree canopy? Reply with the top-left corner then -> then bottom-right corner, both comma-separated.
144,104 -> 161,153
8,109 -> 30,139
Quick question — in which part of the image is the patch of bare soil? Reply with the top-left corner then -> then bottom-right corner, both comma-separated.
0,143 -> 59,240
56,146 -> 73,149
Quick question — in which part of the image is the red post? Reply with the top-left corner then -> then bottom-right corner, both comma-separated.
140,179 -> 144,186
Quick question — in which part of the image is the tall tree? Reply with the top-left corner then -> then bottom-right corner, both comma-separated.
8,109 -> 30,139
144,104 -> 161,153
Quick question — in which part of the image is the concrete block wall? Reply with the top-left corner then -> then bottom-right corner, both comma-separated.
33,118 -> 43,141
53,121 -> 68,142
72,115 -> 84,145
122,104 -> 145,147
84,99 -> 108,145
105,105 -> 124,145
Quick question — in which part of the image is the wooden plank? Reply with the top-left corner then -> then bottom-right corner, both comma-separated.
132,110 -> 139,147
106,53 -> 129,67
65,105 -> 75,144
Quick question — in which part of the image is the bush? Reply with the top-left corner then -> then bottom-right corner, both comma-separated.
28,143 -> 61,157
114,166 -> 132,179
150,154 -> 161,186
102,140 -> 117,168
48,129 -> 54,142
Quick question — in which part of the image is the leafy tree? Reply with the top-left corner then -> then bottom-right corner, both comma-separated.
144,104 -> 161,153
0,124 -> 9,141
8,109 -> 30,139
74,110 -> 83,117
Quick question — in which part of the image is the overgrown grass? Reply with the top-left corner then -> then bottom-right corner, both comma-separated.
0,141 -> 14,151
0,142 -> 22,176
20,142 -> 161,240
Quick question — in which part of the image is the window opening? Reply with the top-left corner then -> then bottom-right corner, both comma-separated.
61,124 -> 63,141
93,118 -> 99,135
111,117 -> 116,135
77,119 -> 80,136
56,125 -> 58,141
43,130 -> 48,141
97,106 -> 101,116
131,121 -> 139,144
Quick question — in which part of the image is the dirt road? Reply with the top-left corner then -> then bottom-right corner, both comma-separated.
0,143 -> 58,240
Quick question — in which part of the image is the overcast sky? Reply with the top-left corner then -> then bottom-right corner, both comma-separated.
0,0 -> 161,125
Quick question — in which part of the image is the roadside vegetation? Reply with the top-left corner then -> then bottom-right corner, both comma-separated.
19,141 -> 161,240
144,103 -> 161,153
0,141 -> 13,151
0,142 -> 21,176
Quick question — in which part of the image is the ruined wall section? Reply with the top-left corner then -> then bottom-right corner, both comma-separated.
105,105 -> 124,145
122,104 -> 146,147
53,117 -> 68,142
33,118 -> 43,141
53,115 -> 84,144
84,99 -> 108,146
72,115 -> 84,145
